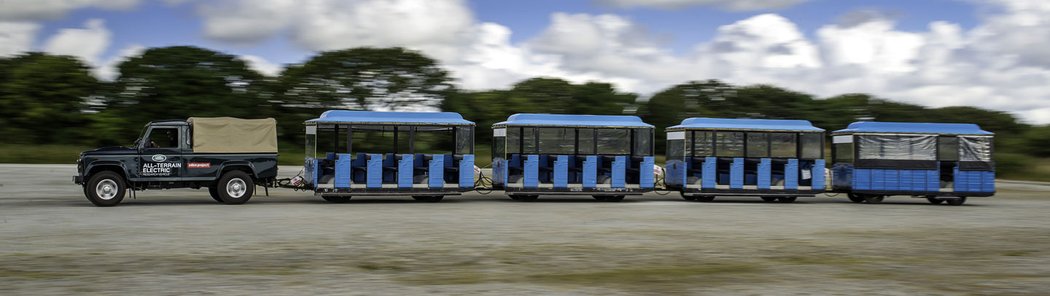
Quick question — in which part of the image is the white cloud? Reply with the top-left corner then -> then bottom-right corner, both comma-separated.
0,0 -> 140,21
94,44 -> 145,80
239,54 -> 282,76
595,0 -> 807,11
43,18 -> 111,65
194,0 -> 474,50
0,22 -> 39,56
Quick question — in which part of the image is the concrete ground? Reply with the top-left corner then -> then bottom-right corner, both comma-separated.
1,164 -> 1049,295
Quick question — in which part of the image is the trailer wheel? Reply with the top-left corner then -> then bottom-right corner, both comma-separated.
760,196 -> 778,202
945,197 -> 967,206
778,196 -> 798,203
847,193 -> 864,203
696,196 -> 715,202
510,194 -> 538,202
216,171 -> 253,205
682,196 -> 698,201
926,196 -> 944,205
85,171 -> 126,207
322,196 -> 351,203
412,195 -> 444,202
208,186 -> 222,202
863,195 -> 884,204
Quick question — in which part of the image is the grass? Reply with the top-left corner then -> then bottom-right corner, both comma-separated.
0,144 -> 89,164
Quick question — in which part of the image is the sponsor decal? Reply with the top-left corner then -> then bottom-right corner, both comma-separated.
151,154 -> 167,162
141,162 -> 182,176
188,162 -> 212,169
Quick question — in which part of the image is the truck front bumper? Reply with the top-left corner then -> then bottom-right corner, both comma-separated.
73,176 -> 83,185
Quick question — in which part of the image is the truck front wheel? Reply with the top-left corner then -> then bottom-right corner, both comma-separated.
86,171 -> 126,207
217,171 -> 254,205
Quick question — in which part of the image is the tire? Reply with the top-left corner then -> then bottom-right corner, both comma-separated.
85,171 -> 126,207
696,196 -> 715,202
511,194 -> 538,202
847,193 -> 865,203
863,195 -> 884,204
322,195 -> 351,203
682,195 -> 698,201
926,196 -> 944,205
412,195 -> 444,202
778,196 -> 798,203
216,170 -> 254,205
945,197 -> 967,206
761,196 -> 778,203
208,186 -> 222,202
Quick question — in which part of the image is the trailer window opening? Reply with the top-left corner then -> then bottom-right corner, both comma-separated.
455,126 -> 474,154
715,131 -> 744,157
667,139 -> 684,160
578,128 -> 595,154
834,143 -> 853,162
689,131 -> 713,157
746,132 -> 770,158
633,128 -> 653,156
800,133 -> 823,159
770,133 -> 797,158
538,127 -> 575,154
411,125 -> 456,155
937,136 -> 960,161
597,129 -> 630,155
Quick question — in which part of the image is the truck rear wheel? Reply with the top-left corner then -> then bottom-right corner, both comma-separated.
86,171 -> 126,207
217,171 -> 253,205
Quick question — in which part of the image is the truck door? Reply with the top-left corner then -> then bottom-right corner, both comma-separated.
139,126 -> 184,180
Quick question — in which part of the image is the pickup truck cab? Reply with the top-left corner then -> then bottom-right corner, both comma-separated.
74,117 -> 279,206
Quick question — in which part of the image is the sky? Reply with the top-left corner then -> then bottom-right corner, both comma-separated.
1,0 -> 1048,124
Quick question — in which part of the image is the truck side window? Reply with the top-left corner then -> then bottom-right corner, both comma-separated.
147,128 -> 180,148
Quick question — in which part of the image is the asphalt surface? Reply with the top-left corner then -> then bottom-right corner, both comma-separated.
1,164 -> 1049,295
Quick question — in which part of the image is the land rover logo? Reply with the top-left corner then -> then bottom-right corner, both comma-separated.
151,154 -> 167,162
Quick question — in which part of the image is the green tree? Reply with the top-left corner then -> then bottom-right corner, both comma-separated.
106,46 -> 271,142
277,47 -> 453,111
0,53 -> 99,144
1022,125 -> 1050,157
275,47 -> 454,144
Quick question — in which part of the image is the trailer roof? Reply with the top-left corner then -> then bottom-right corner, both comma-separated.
306,110 -> 474,126
493,113 -> 653,128
667,117 -> 823,132
834,121 -> 993,135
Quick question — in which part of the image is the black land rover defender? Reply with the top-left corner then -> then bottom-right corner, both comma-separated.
74,117 -> 279,206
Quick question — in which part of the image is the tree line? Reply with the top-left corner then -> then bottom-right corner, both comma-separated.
1,45 -> 1047,173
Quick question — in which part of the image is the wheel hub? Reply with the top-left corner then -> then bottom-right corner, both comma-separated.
95,179 -> 118,200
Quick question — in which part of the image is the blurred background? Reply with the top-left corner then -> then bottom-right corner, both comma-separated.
0,0 -> 1048,180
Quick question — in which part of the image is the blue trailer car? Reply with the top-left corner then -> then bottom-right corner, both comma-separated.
303,111 -> 475,202
491,114 -> 656,202
830,121 -> 994,205
664,118 -> 826,203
